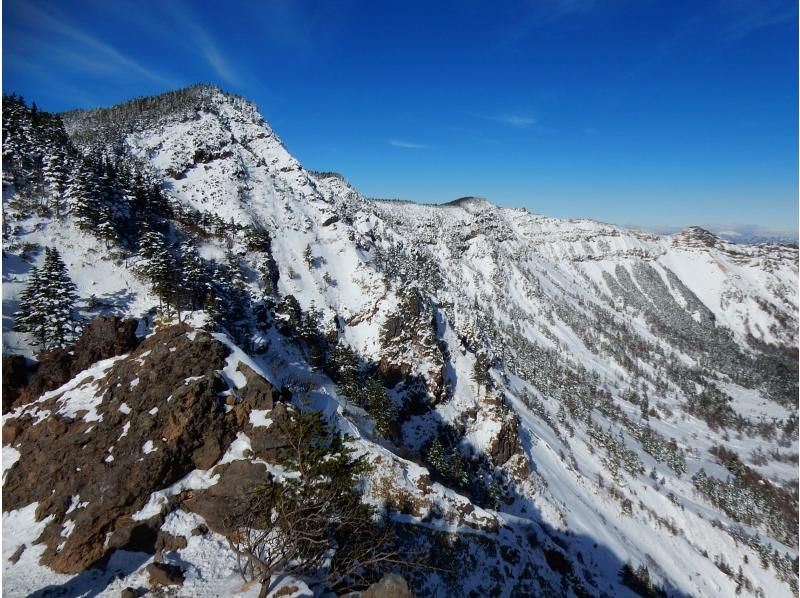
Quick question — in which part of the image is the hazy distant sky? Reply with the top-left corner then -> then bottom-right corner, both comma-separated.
3,0 -> 797,231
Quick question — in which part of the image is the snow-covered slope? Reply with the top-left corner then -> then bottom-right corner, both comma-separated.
3,85 -> 798,597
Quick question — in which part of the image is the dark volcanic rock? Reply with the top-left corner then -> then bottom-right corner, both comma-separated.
490,414 -> 521,466
7,316 -> 139,411
377,287 -> 445,401
2,324 -> 235,574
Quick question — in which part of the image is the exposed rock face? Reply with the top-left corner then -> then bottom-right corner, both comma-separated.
237,362 -> 276,410
362,574 -> 415,598
489,413 -> 522,466
2,324 -> 235,573
182,460 -> 270,534
15,347 -> 73,408
8,316 -> 140,411
378,287 -> 445,401
71,315 -> 139,373
2,354 -> 29,413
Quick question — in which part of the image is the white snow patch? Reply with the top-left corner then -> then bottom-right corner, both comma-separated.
248,410 -> 273,428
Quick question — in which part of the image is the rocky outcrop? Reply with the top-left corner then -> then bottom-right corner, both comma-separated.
378,288 -> 445,402
489,413 -> 522,466
1,354 -> 29,413
71,315 -> 139,373
7,316 -> 140,411
2,324 -> 235,573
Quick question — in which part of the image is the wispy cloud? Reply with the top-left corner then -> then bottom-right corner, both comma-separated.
166,0 -> 241,87
13,1 -> 176,86
389,139 -> 427,149
723,0 -> 796,40
492,114 -> 537,128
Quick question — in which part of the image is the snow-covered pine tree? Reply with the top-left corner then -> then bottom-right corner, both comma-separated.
181,238 -> 207,310
66,159 -> 99,230
448,447 -> 469,487
43,148 -> 68,218
427,438 -> 448,477
136,227 -> 179,312
13,265 -> 47,348
37,247 -> 79,349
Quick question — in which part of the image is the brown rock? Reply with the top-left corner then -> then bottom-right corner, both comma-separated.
146,562 -> 185,587
2,354 -> 30,413
246,402 -> 290,463
362,574 -> 415,598
16,347 -> 73,407
183,460 -> 269,534
236,362 -> 276,410
155,530 -> 188,555
1,324 -> 236,574
71,316 -> 139,373
490,414 -> 521,466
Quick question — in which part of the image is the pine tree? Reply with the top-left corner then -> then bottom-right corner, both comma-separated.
67,160 -> 98,229
448,447 -> 469,487
427,438 -> 447,477
15,248 -> 80,349
364,377 -> 394,437
181,238 -> 207,310
43,149 -> 68,218
137,228 -> 179,312
330,343 -> 359,401
13,266 -> 47,347
303,243 -> 313,267
40,247 -> 80,348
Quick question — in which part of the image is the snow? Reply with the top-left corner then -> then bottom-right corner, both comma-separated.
248,409 -> 273,427
141,440 -> 156,454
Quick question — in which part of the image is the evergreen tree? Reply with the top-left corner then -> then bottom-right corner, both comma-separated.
40,247 -> 80,348
66,160 -> 98,229
427,438 -> 447,477
472,351 -> 493,390
181,238 -> 207,310
15,248 -> 79,349
364,377 -> 394,437
330,343 -> 359,401
13,266 -> 47,347
448,448 -> 469,487
136,228 -> 179,312
303,243 -> 313,267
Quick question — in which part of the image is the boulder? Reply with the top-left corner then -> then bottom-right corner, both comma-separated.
183,460 -> 269,534
146,562 -> 185,587
362,574 -> 415,598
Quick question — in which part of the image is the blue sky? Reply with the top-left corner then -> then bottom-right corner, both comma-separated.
3,0 -> 798,231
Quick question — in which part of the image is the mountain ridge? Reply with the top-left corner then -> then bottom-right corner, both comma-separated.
2,86 -> 798,597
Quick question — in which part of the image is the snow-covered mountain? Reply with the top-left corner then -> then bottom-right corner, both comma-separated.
3,85 -> 798,597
